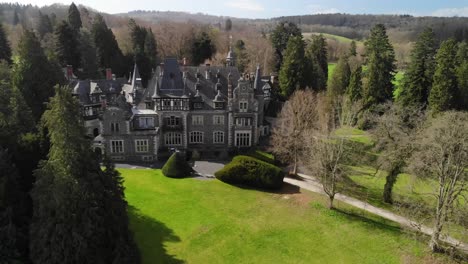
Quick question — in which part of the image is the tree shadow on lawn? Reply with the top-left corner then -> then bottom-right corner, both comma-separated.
332,206 -> 402,234
232,182 -> 301,195
128,206 -> 185,264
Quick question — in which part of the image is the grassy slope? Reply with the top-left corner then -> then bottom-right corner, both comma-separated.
122,169 -> 450,264
303,32 -> 355,43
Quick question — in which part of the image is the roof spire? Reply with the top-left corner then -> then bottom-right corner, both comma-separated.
226,35 -> 236,67
152,76 -> 160,98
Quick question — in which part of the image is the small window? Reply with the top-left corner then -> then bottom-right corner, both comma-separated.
111,122 -> 120,132
194,102 -> 203,109
189,131 -> 204,144
139,117 -> 154,129
110,140 -> 124,153
213,131 -> 224,144
135,139 -> 149,153
213,115 -> 224,125
192,115 -> 204,126
214,102 -> 224,109
166,116 -> 181,126
165,132 -> 182,146
239,101 -> 248,112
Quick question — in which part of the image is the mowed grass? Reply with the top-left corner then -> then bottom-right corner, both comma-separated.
122,168 -> 452,264
303,32 -> 356,43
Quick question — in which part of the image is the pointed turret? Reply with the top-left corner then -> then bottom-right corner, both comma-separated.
254,64 -> 261,92
226,35 -> 236,67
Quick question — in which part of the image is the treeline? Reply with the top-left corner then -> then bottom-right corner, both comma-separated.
274,14 -> 468,42
0,3 -> 141,263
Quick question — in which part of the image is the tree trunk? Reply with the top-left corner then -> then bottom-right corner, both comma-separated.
383,162 -> 401,204
328,195 -> 334,209
292,151 -> 298,176
429,222 -> 443,252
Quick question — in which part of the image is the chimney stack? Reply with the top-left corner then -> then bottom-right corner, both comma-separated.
183,57 -> 187,66
106,68 -> 112,80
66,65 -> 73,80
160,63 -> 165,77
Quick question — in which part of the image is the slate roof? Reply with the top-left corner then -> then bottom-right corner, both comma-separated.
144,58 -> 266,109
71,78 -> 127,105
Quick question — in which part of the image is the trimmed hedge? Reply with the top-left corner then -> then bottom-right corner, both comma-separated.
162,152 -> 193,178
215,155 -> 284,190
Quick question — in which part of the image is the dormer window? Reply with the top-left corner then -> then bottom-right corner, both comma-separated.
194,102 -> 203,109
239,101 -> 248,112
138,117 -> 154,129
214,102 -> 224,109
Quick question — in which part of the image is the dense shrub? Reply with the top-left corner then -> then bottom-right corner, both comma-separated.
162,152 -> 193,178
215,156 -> 284,190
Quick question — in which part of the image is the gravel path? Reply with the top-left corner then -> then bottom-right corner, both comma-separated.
286,173 -> 468,253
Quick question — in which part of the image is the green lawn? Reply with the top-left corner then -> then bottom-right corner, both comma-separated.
122,169 -> 452,264
328,63 -> 336,81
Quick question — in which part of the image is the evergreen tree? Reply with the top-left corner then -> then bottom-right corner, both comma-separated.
144,28 -> 157,69
349,40 -> 357,57
54,21 -> 81,68
225,18 -> 232,31
12,30 -> 61,122
0,23 -> 12,64
68,2 -> 82,32
129,19 -> 147,54
91,14 -> 125,76
429,39 -> 458,113
306,34 -> 328,90
78,29 -> 100,79
234,39 -> 249,73
279,36 -> 306,98
30,86 -> 140,263
191,31 -> 216,65
455,41 -> 468,110
37,11 -> 53,39
270,22 -> 301,71
347,65 -> 363,102
0,147 -> 29,263
13,10 -> 19,26
328,55 -> 351,98
398,28 -> 436,106
363,24 -> 396,106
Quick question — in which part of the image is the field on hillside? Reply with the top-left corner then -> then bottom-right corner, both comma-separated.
303,32 -> 356,43
122,169 -> 452,264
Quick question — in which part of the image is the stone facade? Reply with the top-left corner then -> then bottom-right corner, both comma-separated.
71,53 -> 273,162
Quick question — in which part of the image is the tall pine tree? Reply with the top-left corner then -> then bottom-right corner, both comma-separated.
30,86 -> 140,264
279,36 -> 306,98
0,23 -> 12,64
363,24 -> 396,107
12,30 -> 61,122
91,14 -> 126,76
347,65 -> 363,102
54,21 -> 81,68
68,2 -> 82,32
455,41 -> 468,110
429,39 -> 458,113
270,21 -> 301,72
306,34 -> 328,90
328,55 -> 351,99
398,28 -> 436,106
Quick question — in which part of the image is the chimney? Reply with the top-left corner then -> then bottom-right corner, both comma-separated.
205,64 -> 210,80
183,57 -> 187,66
159,63 -> 164,77
106,68 -> 112,80
66,65 -> 73,80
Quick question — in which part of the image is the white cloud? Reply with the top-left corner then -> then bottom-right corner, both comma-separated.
226,0 -> 264,12
432,7 -> 468,17
307,4 -> 340,14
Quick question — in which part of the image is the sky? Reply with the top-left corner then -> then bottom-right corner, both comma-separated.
9,0 -> 468,18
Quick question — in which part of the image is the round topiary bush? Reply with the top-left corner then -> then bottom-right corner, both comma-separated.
162,152 -> 193,178
215,155 -> 284,190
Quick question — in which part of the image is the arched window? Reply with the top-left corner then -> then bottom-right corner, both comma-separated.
189,131 -> 204,144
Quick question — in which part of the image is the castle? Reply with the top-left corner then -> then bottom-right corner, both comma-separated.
70,48 -> 273,162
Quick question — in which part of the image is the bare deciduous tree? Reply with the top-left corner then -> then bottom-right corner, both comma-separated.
303,95 -> 361,209
372,103 -> 426,204
409,111 -> 468,252
270,90 -> 319,175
